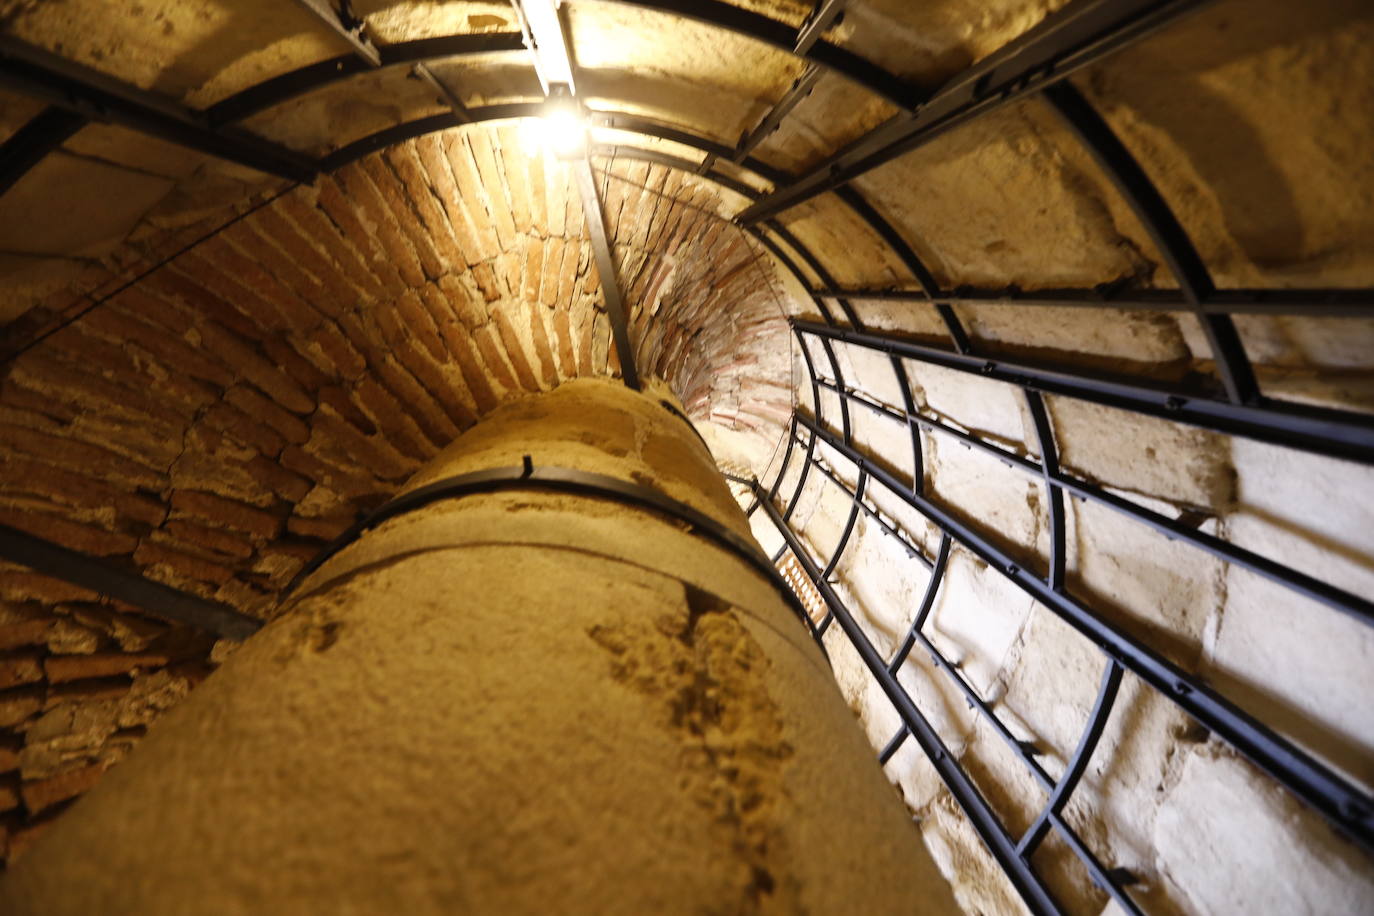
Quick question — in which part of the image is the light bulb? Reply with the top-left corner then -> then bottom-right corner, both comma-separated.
518,97 -> 586,160
543,106 -> 585,158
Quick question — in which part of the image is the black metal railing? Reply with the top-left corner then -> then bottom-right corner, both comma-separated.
737,362 -> 1374,914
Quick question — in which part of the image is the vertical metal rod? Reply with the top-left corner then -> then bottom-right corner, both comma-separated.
1024,390 -> 1067,590
781,331 -> 822,519
572,156 -> 642,389
820,468 -> 867,579
887,533 -> 952,673
1018,660 -> 1123,857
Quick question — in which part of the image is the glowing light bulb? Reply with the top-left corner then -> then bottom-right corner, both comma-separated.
518,97 -> 586,160
543,106 -> 585,158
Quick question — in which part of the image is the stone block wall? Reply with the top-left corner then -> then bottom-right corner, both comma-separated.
732,3 -> 1374,911
737,8 -> 1374,906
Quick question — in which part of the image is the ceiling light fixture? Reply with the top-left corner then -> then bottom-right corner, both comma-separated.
519,89 -> 586,160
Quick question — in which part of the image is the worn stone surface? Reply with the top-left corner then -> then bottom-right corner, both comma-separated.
0,154 -> 174,259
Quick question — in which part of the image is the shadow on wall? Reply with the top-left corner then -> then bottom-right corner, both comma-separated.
1090,0 -> 1374,281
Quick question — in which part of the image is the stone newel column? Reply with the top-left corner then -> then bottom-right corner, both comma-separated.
2,378 -> 959,915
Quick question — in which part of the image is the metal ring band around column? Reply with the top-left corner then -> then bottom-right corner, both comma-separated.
284,457 -> 823,644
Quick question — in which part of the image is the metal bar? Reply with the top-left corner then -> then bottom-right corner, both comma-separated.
1019,660 -> 1123,856
734,64 -> 821,162
792,443 -> 1143,912
795,317 -> 1374,466
829,184 -> 971,357
749,223 -> 862,538
753,479 -> 1062,915
1024,391 -> 1067,589
0,35 -> 316,183
813,372 -> 1374,629
745,225 -> 856,534
288,0 -> 381,66
205,33 -> 526,125
735,0 -> 1211,224
797,411 -> 1374,853
816,187 -> 956,481
765,221 -> 863,326
318,109 -> 478,171
820,467 -> 867,578
285,461 -> 816,636
776,332 -> 825,524
816,336 -> 853,441
0,106 -> 87,196
887,533 -> 951,673
721,470 -> 762,518
794,0 -> 848,55
586,111 -> 791,183
780,418 -> 818,523
804,448 -> 929,563
1045,807 -> 1144,916
811,285 -> 1374,317
877,725 -> 909,764
1038,84 -> 1209,308
0,523 -> 261,641
517,0 -> 636,388
591,144 -> 758,198
1042,81 -> 1259,405
814,376 -> 1029,472
413,62 -> 473,122
314,104 -> 775,180
830,186 -> 939,297
767,416 -> 802,503
512,0 -> 577,93
603,0 -> 914,107
816,439 -> 1055,784
572,155 -> 641,389
913,624 -> 1054,787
